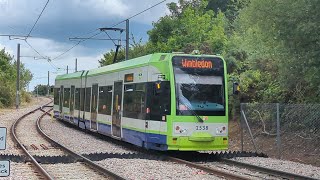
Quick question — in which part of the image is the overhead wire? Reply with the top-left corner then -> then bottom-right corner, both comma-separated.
48,0 -> 167,61
26,0 -> 50,39
104,31 -> 117,46
24,39 -> 60,70
51,31 -> 102,61
24,40 -> 45,58
111,0 -> 167,27
20,0 -> 60,70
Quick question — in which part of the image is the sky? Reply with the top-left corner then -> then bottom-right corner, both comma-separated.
0,0 -> 177,91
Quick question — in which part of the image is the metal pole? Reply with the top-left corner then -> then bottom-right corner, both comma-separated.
47,71 -> 50,96
16,43 -> 20,109
241,110 -> 258,152
67,66 -> 69,74
36,85 -> 39,101
75,58 -> 77,72
125,19 -> 129,60
276,103 -> 281,159
240,104 -> 244,151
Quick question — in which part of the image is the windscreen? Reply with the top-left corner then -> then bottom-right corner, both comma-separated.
172,56 -> 225,116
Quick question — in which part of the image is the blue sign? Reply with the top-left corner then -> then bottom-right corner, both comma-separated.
0,128 -> 6,150
0,161 -> 10,177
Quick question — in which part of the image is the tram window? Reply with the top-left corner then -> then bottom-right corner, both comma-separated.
85,87 -> 91,112
63,88 -> 70,107
125,84 -> 134,92
75,88 -> 80,110
54,88 -> 59,105
98,86 -> 112,115
80,88 -> 85,111
123,83 -> 146,119
147,81 -> 171,121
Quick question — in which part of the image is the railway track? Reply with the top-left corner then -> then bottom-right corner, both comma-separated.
165,156 -> 250,180
217,158 -> 318,180
11,103 -> 125,180
164,151 -> 317,180
47,115 -> 319,179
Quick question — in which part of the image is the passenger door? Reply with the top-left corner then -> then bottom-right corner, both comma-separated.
90,84 -> 98,130
59,85 -> 64,118
70,85 -> 75,122
112,81 -> 123,138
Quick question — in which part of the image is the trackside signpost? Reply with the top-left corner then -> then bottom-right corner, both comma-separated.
0,127 -> 10,177
0,127 -> 6,150
0,161 -> 9,176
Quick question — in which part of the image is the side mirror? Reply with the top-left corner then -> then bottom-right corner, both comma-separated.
233,82 -> 240,95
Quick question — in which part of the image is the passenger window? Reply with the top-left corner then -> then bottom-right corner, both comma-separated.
123,83 -> 146,119
98,86 -> 112,115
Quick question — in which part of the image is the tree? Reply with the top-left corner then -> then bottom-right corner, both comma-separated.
0,48 -> 33,107
147,0 -> 228,54
33,84 -> 53,96
233,0 -> 320,102
99,34 -> 149,66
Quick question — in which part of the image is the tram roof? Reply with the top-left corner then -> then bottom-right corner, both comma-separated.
55,53 -> 170,80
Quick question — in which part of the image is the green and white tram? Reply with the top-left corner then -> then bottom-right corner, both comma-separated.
53,53 -> 229,151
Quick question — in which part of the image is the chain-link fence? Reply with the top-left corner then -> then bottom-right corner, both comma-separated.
239,103 -> 320,166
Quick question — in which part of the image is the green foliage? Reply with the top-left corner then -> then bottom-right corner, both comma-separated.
148,0 -> 228,54
233,0 -> 320,103
33,85 -> 53,96
21,91 -> 32,103
99,35 -> 150,66
0,48 -> 33,107
99,0 -> 319,104
0,49 -> 16,107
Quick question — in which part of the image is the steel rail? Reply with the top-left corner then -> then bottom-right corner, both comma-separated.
220,158 -> 318,180
165,156 -> 250,180
37,107 -> 126,180
11,101 -> 54,180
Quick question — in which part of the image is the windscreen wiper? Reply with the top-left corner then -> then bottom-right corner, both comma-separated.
191,110 -> 204,123
180,100 -> 204,123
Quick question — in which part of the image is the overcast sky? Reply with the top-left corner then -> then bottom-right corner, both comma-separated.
0,0 -> 176,91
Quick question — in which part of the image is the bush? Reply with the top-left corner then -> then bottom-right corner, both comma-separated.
0,83 -> 15,107
21,91 -> 32,103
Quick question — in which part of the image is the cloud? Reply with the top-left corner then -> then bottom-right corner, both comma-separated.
71,0 -> 129,18
0,0 -> 178,91
0,36 -> 103,91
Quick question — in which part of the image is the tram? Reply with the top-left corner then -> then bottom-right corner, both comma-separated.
53,52 -> 229,151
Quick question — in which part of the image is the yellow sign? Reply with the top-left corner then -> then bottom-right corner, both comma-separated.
124,73 -> 134,82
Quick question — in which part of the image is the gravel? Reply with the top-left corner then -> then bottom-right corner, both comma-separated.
40,116 -> 136,154
233,157 -> 320,179
41,162 -> 111,179
40,116 -> 224,179
8,162 -> 41,180
15,110 -> 67,156
3,98 -> 318,179
97,158 -> 221,180
202,161 -> 281,180
0,97 -> 52,155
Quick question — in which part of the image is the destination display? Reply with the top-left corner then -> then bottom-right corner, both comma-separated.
181,59 -> 213,69
172,56 -> 223,75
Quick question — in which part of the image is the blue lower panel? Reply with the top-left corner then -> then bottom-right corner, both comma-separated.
98,123 -> 111,136
54,111 -> 59,117
53,111 -> 168,151
122,128 -> 168,151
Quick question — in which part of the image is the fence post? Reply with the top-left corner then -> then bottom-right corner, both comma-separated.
241,110 -> 258,152
276,103 -> 281,159
240,104 -> 244,151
